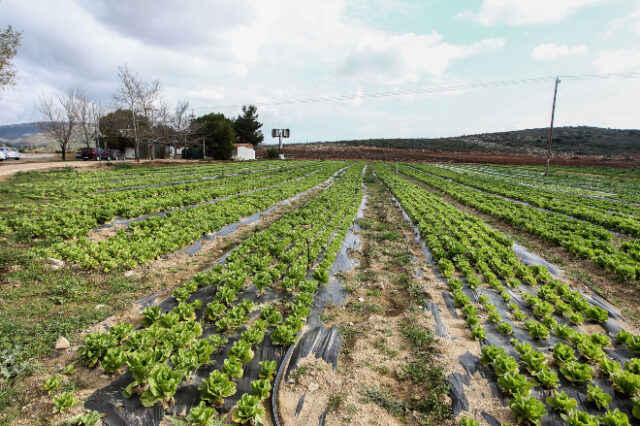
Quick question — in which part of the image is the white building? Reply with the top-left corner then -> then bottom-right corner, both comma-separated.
233,143 -> 255,160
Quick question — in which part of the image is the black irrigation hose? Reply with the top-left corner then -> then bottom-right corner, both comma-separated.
271,330 -> 302,426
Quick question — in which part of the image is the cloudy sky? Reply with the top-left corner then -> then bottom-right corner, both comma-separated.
1,0 -> 639,143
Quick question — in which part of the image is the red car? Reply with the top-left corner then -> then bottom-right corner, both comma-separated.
81,147 -> 108,160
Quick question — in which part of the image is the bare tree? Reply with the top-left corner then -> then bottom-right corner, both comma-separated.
77,93 -> 102,149
172,99 -> 189,158
113,64 -> 161,162
0,1 -> 21,97
36,88 -> 81,161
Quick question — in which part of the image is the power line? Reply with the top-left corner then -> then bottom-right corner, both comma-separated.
212,72 -> 640,109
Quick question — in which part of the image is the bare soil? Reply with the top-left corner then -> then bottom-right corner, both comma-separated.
262,145 -> 640,167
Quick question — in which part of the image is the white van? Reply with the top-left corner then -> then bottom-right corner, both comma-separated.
0,147 -> 20,160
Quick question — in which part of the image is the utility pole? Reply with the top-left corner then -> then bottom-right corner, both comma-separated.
545,77 -> 560,176
202,136 -> 206,160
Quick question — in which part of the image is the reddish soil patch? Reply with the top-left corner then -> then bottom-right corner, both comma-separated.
260,145 -> 640,167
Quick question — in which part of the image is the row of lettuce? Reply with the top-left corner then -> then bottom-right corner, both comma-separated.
397,164 -> 640,282
424,163 -> 640,236
2,161 -> 322,239
38,162 -> 349,271
443,164 -> 640,204
51,163 -> 364,424
375,163 -> 639,425
3,160 -> 296,199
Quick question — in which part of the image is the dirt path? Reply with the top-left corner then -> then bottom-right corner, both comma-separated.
279,170 -> 454,425
0,159 -> 200,182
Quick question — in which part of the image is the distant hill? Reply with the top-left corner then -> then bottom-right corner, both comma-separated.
295,126 -> 640,157
0,122 -> 89,152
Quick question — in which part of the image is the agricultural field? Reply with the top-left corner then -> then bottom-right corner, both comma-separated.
0,160 -> 639,426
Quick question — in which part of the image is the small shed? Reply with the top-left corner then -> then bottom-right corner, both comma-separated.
233,143 -> 255,161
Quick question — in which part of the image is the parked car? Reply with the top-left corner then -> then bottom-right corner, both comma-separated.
107,149 -> 125,160
81,147 -> 108,160
0,147 -> 20,160
0,150 -> 5,161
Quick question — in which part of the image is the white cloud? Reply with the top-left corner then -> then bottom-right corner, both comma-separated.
458,0 -> 607,26
531,43 -> 588,61
593,49 -> 640,73
339,31 -> 505,83
605,8 -> 640,38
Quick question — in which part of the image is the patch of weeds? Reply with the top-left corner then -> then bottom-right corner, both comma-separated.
328,393 -> 347,412
400,321 -> 436,349
386,252 -> 412,267
354,218 -> 372,230
347,301 -> 382,316
290,366 -> 308,380
372,231 -> 402,242
394,273 -> 427,306
360,386 -> 407,417
342,283 -> 359,293
47,276 -> 88,305
356,270 -> 377,282
366,289 -> 381,297
338,325 -> 359,345
381,328 -> 393,337
372,338 -> 398,359
319,312 -> 337,323
372,365 -> 390,375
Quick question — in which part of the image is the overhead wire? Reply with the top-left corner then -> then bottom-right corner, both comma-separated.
212,72 -> 640,109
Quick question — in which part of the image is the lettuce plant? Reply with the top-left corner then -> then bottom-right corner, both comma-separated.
585,306 -> 608,323
229,339 -> 254,363
587,384 -> 612,410
142,306 -> 163,328
159,311 -> 181,328
569,311 -> 584,325
488,311 -> 501,323
546,391 -> 578,412
171,347 -> 200,381
625,359 -> 640,375
470,325 -> 486,341
174,300 -> 202,321
204,301 -> 226,321
601,359 -> 622,376
108,322 -> 134,343
612,371 -> 640,396
259,306 -> 283,326
272,324 -> 298,346
554,324 -> 575,340
253,271 -> 273,294
560,410 -> 599,426
497,371 -> 531,397
508,394 -> 546,425
553,343 -> 576,366
78,332 -> 117,367
222,357 -> 244,379
139,364 -> 182,407
520,350 -> 547,375
241,327 -> 265,346
53,391 -> 78,413
66,410 -> 102,426
232,394 -> 265,425
616,329 -> 633,345
250,379 -> 272,401
259,360 -> 277,381
123,351 -> 156,397
102,347 -> 127,374
459,417 -> 479,426
192,338 -> 215,364
167,401 -> 226,426
497,321 -> 513,335
590,333 -> 611,347
600,409 -> 631,426
199,370 -> 237,406
577,341 -> 605,364
524,321 -> 549,340
560,361 -> 593,384
42,375 -> 62,394
536,367 -> 559,389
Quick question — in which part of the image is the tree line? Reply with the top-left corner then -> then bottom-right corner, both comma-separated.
35,65 -> 263,161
